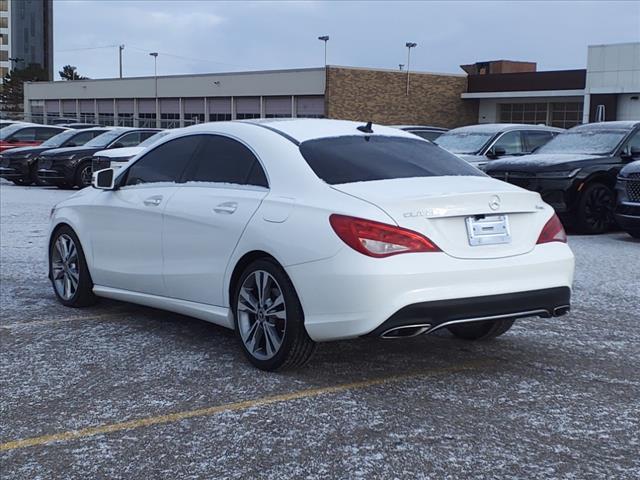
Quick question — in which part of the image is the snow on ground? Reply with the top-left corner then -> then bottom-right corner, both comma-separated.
1,179 -> 639,479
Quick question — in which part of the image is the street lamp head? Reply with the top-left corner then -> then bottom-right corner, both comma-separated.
405,42 -> 417,48
318,35 -> 329,42
149,52 -> 158,57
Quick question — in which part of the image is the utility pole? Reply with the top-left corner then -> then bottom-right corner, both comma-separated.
119,45 -> 125,78
318,36 -> 329,66
405,42 -> 417,95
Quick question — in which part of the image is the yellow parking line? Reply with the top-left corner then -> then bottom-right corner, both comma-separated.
1,312 -> 126,330
0,360 -> 491,452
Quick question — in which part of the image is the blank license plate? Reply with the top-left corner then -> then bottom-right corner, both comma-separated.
465,214 -> 511,246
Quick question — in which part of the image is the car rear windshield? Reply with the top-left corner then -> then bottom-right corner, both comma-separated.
434,131 -> 495,154
536,129 -> 629,155
299,135 -> 483,185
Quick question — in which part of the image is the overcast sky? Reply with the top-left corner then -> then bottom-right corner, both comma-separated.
54,0 -> 640,79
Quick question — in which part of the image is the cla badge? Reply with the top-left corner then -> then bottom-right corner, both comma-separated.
489,195 -> 501,211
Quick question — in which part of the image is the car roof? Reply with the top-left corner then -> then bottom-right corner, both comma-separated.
447,123 -> 564,134
238,118 -> 419,143
571,121 -> 640,131
391,125 -> 448,131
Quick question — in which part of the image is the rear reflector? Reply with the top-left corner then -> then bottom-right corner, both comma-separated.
537,214 -> 567,244
329,214 -> 440,257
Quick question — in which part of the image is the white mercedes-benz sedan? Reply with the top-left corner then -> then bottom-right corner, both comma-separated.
47,119 -> 575,370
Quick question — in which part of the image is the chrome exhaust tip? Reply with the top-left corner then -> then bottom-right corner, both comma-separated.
380,324 -> 432,339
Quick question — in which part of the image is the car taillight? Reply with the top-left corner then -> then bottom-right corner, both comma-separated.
537,214 -> 567,244
329,214 -> 440,258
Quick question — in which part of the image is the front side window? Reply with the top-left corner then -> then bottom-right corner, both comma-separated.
300,135 -> 483,185
435,131 -> 495,154
524,131 -> 554,153
183,135 -> 268,187
537,129 -> 629,155
36,128 -> 64,141
125,135 -> 202,186
66,130 -> 102,146
41,129 -> 78,147
84,130 -> 128,148
111,132 -> 143,148
492,131 -> 523,155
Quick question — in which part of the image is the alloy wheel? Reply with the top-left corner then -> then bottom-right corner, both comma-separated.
237,270 -> 287,360
583,185 -> 613,233
80,165 -> 93,187
51,234 -> 80,300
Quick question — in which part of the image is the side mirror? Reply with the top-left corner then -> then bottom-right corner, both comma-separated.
487,146 -> 506,159
92,168 -> 116,190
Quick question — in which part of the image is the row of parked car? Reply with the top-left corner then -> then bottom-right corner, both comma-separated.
1,118 -> 639,238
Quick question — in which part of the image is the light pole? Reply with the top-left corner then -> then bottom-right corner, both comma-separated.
405,42 -> 417,95
318,35 -> 329,66
149,52 -> 158,127
119,45 -> 125,78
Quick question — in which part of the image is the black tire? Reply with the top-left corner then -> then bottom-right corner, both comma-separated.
49,225 -> 97,307
233,258 -> 316,371
576,183 -> 615,234
447,319 -> 515,340
75,161 -> 93,188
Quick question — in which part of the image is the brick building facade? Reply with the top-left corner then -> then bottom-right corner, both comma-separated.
325,66 -> 478,128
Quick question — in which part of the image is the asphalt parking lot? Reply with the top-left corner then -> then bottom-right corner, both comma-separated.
1,180 -> 639,479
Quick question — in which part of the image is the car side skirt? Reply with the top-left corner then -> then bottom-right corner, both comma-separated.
92,285 -> 234,329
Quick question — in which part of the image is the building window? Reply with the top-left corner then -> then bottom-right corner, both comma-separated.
117,113 -> 133,127
265,113 -> 291,118
236,113 -> 260,120
297,114 -> 325,119
550,102 -> 583,129
160,113 -> 180,129
184,113 -> 205,126
209,113 -> 232,122
0,33 -> 7,45
0,49 -> 7,62
0,17 -> 7,29
138,113 -> 157,128
98,113 -> 114,126
499,103 -> 548,125
0,1 -> 8,12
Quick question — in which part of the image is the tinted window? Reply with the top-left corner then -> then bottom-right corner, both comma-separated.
184,135 -> 268,187
299,135 -> 483,185
125,136 -> 202,186
524,131 -> 554,152
493,131 -> 523,155
435,131 -> 495,154
625,131 -> 640,151
11,128 -> 36,141
36,128 -> 64,141
65,130 -> 100,146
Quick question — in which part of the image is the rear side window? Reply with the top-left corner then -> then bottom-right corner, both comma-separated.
299,135 -> 482,185
183,135 -> 268,187
65,130 -> 96,146
125,136 -> 202,186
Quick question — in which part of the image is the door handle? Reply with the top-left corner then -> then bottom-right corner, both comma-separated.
214,201 -> 238,214
143,195 -> 163,207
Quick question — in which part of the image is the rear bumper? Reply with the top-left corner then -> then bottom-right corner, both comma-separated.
367,287 -> 570,338
286,241 -> 575,342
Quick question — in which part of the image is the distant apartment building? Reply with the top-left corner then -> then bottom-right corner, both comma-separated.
0,0 -> 54,81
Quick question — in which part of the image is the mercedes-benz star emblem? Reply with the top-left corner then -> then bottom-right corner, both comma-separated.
489,195 -> 501,211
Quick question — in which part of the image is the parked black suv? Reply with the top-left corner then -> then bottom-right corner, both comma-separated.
0,128 -> 108,185
37,128 -> 160,188
615,160 -> 640,239
485,121 -> 640,234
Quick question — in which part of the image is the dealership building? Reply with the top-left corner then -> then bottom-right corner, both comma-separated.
22,42 -> 639,129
